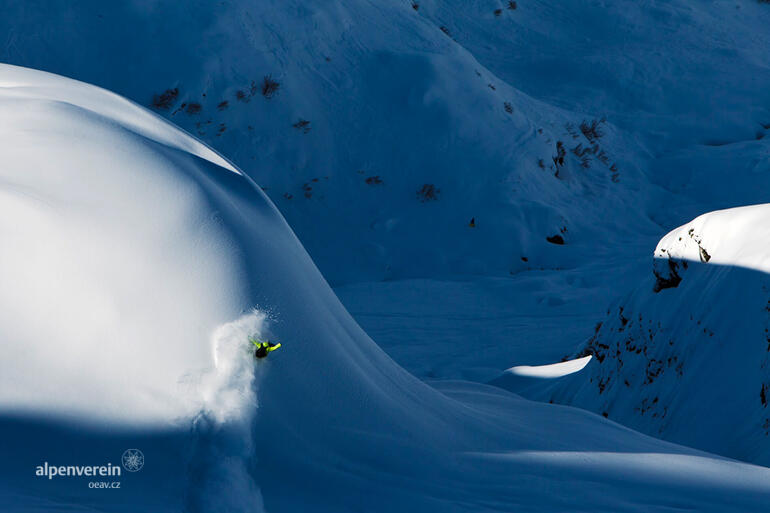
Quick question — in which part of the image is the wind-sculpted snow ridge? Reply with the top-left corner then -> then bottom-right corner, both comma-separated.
4,64 -> 770,512
0,62 -> 276,511
489,355 -> 593,394
0,65 -> 238,176
534,204 -> 770,466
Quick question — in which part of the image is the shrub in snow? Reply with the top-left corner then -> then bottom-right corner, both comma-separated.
553,141 -> 566,176
152,87 -> 179,109
261,75 -> 280,98
292,119 -> 311,133
417,184 -> 440,201
579,119 -> 604,142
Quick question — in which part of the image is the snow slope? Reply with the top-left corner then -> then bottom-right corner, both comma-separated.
3,0 -> 770,508
321,1 -> 770,467
653,205 -> 770,275
4,64 -> 770,512
419,0 -> 770,152
528,204 -> 770,467
0,65 -> 246,424
9,0 -> 768,390
0,0 -> 664,285
2,1 -> 767,369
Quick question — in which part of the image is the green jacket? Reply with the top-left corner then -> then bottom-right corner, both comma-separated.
251,338 -> 281,358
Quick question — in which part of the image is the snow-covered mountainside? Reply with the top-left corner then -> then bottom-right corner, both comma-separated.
4,0 -> 768,380
526,205 -> 770,466
0,0 -> 667,285
3,0 -> 770,510
2,0 -> 767,286
4,64 -> 770,513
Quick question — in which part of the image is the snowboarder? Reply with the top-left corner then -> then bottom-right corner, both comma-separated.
250,337 -> 281,359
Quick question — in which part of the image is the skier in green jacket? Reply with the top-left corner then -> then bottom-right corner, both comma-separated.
250,337 -> 281,359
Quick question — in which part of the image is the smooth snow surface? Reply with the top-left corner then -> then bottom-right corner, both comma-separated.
3,64 -> 770,512
507,355 -> 592,378
488,355 -> 593,394
655,204 -> 770,274
0,65 -> 245,424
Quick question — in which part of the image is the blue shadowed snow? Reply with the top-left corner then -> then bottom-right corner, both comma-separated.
1,0 -> 770,510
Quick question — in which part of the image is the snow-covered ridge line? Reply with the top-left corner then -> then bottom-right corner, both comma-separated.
0,64 -> 239,175
653,204 -> 770,291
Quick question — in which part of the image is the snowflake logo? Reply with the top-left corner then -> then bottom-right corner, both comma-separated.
121,449 -> 145,472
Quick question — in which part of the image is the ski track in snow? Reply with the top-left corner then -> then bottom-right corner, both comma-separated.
203,310 -> 267,424
186,310 -> 270,513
